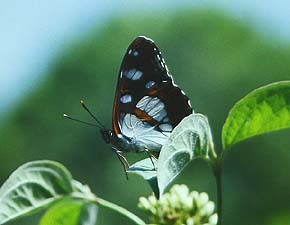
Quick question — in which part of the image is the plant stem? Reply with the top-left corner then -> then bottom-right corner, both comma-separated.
95,197 -> 146,225
214,161 -> 223,225
209,143 -> 224,225
72,192 -> 146,225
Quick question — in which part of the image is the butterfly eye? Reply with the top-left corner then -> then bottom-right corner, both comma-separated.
145,81 -> 156,89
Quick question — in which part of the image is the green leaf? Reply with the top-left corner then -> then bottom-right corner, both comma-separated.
127,158 -> 158,197
40,199 -> 98,225
157,114 -> 213,196
0,160 -> 73,225
222,81 -> 290,149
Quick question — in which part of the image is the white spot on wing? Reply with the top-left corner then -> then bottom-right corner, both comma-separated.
145,81 -> 155,89
133,50 -> 139,56
120,94 -> 132,103
136,96 -> 168,122
124,69 -> 135,79
136,96 -> 151,110
159,123 -> 173,132
124,69 -> 143,80
147,101 -> 166,121
120,113 -> 171,150
163,117 -> 170,122
128,49 -> 139,56
144,97 -> 160,113
132,70 -> 143,80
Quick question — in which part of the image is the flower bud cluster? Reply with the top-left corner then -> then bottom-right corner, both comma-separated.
138,184 -> 217,225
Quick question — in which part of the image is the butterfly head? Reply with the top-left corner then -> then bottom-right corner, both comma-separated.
100,129 -> 114,144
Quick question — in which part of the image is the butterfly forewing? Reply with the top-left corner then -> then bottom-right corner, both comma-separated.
112,36 -> 192,151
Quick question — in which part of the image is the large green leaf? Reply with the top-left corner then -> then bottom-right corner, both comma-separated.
157,114 -> 213,196
222,81 -> 290,149
0,160 -> 73,225
40,199 -> 98,225
127,158 -> 158,197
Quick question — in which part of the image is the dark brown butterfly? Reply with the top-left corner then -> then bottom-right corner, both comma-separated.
65,36 -> 192,170
101,36 -> 192,164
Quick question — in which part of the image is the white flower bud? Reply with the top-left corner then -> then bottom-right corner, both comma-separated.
172,184 -> 190,203
200,201 -> 215,216
148,195 -> 157,205
190,191 -> 199,202
183,194 -> 193,209
209,214 -> 218,225
186,217 -> 195,225
138,197 -> 151,210
199,192 -> 209,206
159,193 -> 170,206
138,184 -> 216,225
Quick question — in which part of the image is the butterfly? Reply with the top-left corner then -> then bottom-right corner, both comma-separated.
65,36 -> 192,171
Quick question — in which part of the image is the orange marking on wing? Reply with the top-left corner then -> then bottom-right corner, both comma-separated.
120,88 -> 130,94
113,96 -> 121,134
147,89 -> 158,95
133,108 -> 159,126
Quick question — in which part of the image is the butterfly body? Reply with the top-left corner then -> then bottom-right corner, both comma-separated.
101,128 -> 148,153
103,36 -> 193,155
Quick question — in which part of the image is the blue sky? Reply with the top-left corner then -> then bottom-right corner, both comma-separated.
0,1 -> 289,118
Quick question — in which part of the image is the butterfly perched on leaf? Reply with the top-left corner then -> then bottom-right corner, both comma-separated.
65,36 -> 193,171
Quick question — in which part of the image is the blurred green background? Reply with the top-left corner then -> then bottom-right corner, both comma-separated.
1,4 -> 290,225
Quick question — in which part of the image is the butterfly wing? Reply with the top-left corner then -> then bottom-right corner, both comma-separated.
112,36 -> 192,151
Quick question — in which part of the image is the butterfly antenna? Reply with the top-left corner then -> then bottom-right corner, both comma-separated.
80,100 -> 106,129
63,113 -> 101,128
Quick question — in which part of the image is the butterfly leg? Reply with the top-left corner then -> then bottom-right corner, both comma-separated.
113,149 -> 130,180
144,148 -> 157,170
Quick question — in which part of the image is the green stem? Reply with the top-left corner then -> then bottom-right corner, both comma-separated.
209,143 -> 223,225
214,159 -> 223,225
95,197 -> 146,225
72,192 -> 146,225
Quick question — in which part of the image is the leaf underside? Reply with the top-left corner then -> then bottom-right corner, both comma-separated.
157,113 -> 213,196
0,160 -> 73,225
127,158 -> 158,197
